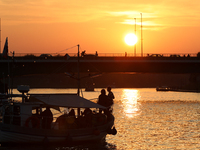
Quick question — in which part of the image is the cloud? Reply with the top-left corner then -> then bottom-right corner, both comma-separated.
107,0 -> 200,29
0,0 -> 111,25
0,0 -> 200,28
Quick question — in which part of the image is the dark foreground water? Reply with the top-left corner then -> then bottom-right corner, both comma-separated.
1,88 -> 200,150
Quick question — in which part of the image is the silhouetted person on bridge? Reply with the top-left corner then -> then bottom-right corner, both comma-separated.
81,51 -> 86,57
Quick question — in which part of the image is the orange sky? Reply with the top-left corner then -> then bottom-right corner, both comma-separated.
0,0 -> 200,55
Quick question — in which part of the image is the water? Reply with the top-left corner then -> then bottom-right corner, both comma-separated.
2,88 -> 200,150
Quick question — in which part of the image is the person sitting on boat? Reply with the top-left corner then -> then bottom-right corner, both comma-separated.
56,113 -> 68,130
40,107 -> 53,129
68,109 -> 76,117
66,109 -> 77,129
83,108 -> 92,116
96,111 -> 107,126
83,108 -> 93,127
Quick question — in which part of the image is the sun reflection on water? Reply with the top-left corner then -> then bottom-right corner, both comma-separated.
121,89 -> 141,118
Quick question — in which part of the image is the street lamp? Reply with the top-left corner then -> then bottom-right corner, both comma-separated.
134,18 -> 136,56
140,13 -> 143,57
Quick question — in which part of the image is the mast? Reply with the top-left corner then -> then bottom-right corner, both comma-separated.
77,44 -> 80,96
11,51 -> 14,96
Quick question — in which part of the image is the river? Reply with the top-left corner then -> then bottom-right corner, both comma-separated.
1,88 -> 200,150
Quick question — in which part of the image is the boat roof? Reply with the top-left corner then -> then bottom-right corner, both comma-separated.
29,94 -> 106,109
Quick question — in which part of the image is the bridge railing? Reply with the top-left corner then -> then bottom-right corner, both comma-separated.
6,52 -> 198,57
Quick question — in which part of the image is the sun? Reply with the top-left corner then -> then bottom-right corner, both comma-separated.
124,33 -> 138,46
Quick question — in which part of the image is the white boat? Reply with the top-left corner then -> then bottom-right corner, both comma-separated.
0,44 -> 116,145
0,86 -> 116,145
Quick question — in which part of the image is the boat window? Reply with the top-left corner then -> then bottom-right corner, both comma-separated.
4,105 -> 11,124
5,105 -> 11,115
32,107 -> 40,116
13,105 -> 20,115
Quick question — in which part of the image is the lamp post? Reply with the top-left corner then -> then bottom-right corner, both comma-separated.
0,18 -> 1,54
134,18 -> 136,56
140,13 -> 143,57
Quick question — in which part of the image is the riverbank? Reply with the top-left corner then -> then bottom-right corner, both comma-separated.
10,73 -> 192,89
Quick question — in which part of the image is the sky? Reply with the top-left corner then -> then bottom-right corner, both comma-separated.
0,0 -> 200,56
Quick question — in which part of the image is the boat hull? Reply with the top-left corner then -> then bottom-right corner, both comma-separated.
0,129 -> 107,144
0,115 -> 114,144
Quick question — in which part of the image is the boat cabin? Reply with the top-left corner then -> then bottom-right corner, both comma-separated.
2,102 -> 42,127
0,93 -> 110,130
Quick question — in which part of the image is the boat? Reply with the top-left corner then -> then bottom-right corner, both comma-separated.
0,44 -> 116,145
156,86 -> 178,92
156,86 -> 171,91
0,87 -> 116,145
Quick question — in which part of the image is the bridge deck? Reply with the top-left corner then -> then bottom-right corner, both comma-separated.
0,56 -> 200,77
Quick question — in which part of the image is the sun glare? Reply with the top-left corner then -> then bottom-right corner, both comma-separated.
121,89 -> 140,118
124,33 -> 138,46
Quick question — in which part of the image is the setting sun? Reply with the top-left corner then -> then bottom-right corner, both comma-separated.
124,33 -> 138,46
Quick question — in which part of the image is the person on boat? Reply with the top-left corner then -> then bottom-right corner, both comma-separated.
56,113 -> 68,129
68,109 -> 76,117
107,86 -> 115,108
97,89 -> 111,114
97,89 -> 108,107
96,111 -> 107,126
76,115 -> 87,128
40,107 -> 53,129
83,108 -> 93,127
83,108 -> 92,116
66,109 -> 77,129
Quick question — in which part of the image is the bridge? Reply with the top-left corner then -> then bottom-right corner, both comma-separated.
1,55 -> 200,77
